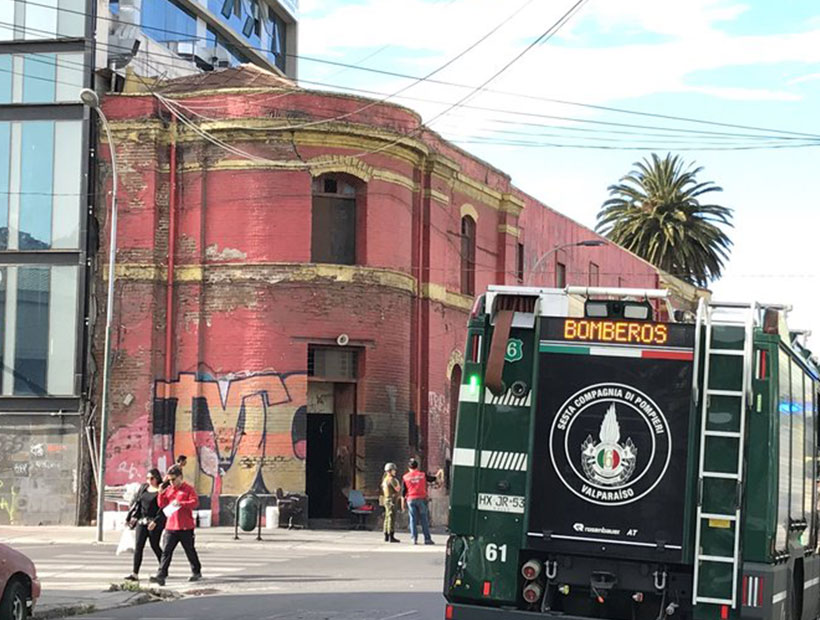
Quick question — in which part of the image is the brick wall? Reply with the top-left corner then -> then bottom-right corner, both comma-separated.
95,69 -> 660,524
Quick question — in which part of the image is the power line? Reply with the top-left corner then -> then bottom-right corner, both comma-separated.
8,0 -> 820,140
448,137 -> 819,151
3,59 -> 815,152
340,0 -> 591,161
0,42 -> 811,148
204,0 -> 543,135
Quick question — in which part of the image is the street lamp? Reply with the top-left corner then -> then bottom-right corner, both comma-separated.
526,239 -> 606,286
80,88 -> 118,544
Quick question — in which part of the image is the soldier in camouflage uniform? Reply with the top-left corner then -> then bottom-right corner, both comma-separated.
381,463 -> 401,543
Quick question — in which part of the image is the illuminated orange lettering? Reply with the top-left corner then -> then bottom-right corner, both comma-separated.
564,319 -> 671,345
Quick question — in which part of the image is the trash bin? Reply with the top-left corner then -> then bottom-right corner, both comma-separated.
265,505 -> 279,529
237,495 -> 259,532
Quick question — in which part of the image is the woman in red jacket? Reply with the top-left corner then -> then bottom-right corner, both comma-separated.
149,465 -> 202,586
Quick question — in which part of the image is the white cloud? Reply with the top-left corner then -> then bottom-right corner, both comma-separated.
789,72 -> 820,85
298,1 -> 819,107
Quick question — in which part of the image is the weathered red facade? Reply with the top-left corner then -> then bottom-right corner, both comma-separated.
97,66 -> 661,523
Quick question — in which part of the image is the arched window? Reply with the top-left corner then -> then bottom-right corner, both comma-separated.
311,174 -> 359,265
460,216 -> 476,296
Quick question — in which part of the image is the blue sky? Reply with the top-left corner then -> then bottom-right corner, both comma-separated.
297,0 -> 820,350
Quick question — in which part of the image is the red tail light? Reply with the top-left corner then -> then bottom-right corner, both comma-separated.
523,582 -> 543,604
521,559 -> 542,581
483,581 -> 492,596
445,604 -> 454,620
720,605 -> 729,620
470,334 -> 482,363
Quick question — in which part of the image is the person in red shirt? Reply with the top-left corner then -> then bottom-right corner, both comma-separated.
401,458 -> 442,545
149,465 -> 202,586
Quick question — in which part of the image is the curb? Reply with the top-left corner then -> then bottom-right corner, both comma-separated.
33,586 -> 178,620
34,604 -> 97,620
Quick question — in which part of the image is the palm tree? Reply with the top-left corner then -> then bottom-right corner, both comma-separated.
596,153 -> 733,286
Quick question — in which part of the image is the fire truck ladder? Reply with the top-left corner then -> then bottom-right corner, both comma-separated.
691,300 -> 756,609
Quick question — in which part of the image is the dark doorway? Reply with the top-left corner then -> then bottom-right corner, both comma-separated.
306,413 -> 334,519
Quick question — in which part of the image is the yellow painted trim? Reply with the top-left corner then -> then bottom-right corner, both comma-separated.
498,224 -> 520,238
426,154 -> 461,180
421,283 -> 474,311
443,291 -> 474,311
105,262 -> 418,295
162,158 -> 416,193
446,349 -> 465,380
454,173 -> 503,210
372,169 -> 417,192
460,204 -> 479,222
422,282 -> 447,302
426,189 -> 450,205
107,262 -> 477,311
308,156 -> 374,182
293,131 -> 425,167
173,159 -> 304,173
500,193 -> 526,217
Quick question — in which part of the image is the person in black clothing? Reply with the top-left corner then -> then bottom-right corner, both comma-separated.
124,468 -> 166,581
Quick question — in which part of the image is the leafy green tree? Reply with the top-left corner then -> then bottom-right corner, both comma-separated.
596,153 -> 733,286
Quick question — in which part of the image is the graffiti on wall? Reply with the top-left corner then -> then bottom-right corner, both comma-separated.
107,370 -> 307,525
0,424 -> 79,525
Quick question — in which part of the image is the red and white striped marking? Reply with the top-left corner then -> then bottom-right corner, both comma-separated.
742,575 -> 763,608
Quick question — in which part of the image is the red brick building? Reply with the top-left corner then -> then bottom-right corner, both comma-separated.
97,65 -> 670,524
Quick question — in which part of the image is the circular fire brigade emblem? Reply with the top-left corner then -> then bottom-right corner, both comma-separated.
549,382 -> 672,506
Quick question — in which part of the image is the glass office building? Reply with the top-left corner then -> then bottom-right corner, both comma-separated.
111,0 -> 298,76
0,0 -> 92,526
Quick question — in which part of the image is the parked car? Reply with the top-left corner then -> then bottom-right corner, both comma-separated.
0,543 -> 40,620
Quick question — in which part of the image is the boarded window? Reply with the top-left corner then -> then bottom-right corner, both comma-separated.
555,262 -> 566,288
308,345 -> 357,381
460,216 -> 476,296
311,175 -> 357,265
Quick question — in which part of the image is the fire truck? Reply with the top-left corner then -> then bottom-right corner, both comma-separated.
444,285 -> 819,620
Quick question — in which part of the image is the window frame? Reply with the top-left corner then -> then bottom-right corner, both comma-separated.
310,173 -> 362,266
460,215 -> 476,296
589,261 -> 600,287
516,242 -> 524,284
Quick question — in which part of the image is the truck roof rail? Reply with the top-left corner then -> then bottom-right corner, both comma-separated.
565,286 -> 669,299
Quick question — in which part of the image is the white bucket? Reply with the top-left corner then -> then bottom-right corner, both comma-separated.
265,505 -> 280,529
196,510 -> 212,528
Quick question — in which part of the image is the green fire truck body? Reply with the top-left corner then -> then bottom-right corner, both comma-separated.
444,285 -> 819,620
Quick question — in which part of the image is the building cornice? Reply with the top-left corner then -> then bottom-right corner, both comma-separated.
104,262 -> 474,312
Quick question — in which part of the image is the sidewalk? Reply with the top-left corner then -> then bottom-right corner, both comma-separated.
2,524 -> 448,550
1,526 -> 447,619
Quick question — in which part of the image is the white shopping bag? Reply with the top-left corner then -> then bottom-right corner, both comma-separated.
116,527 -> 136,556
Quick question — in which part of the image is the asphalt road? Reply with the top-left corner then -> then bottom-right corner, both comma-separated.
17,534 -> 448,620
72,591 -> 444,620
